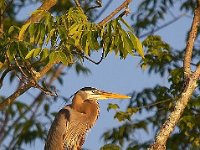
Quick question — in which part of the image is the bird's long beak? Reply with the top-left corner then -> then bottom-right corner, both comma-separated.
97,90 -> 131,100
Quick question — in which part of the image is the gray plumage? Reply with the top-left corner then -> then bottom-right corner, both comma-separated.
44,87 -> 130,150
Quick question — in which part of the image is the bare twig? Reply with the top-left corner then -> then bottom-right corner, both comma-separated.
13,56 -> 28,78
86,0 -> 102,13
98,0 -> 132,26
136,98 -> 173,110
5,53 -> 25,83
83,48 -> 104,65
149,1 -> 200,149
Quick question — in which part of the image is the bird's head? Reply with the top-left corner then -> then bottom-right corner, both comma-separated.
76,87 -> 131,101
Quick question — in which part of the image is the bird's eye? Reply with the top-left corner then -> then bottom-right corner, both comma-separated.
91,90 -> 95,93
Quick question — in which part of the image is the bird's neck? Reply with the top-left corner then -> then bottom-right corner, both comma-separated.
72,99 -> 100,128
82,100 -> 100,129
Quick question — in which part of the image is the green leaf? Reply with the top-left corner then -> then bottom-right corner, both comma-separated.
34,24 -> 42,45
49,51 -> 59,64
119,31 -> 128,58
8,26 -> 15,34
25,48 -> 40,59
107,103 -> 120,111
100,144 -> 120,150
114,111 -> 130,122
17,42 -> 28,59
58,25 -> 67,41
111,19 -> 118,32
40,48 -> 49,61
81,32 -> 90,55
128,31 -> 144,58
29,24 -> 35,43
38,25 -> 46,46
68,24 -> 81,36
58,51 -> 68,65
46,28 -> 56,44
126,107 -> 139,115
19,22 -> 31,41
33,48 -> 41,57
120,29 -> 134,57
119,17 -> 134,33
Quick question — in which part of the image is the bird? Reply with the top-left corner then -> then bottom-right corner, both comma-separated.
44,87 -> 130,150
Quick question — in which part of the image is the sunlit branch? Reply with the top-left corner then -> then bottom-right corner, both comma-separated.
98,0 -> 132,26
92,0 -> 113,21
74,0 -> 81,7
149,1 -> 200,149
184,2 -> 200,78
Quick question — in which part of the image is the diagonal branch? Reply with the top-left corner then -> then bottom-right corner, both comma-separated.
24,0 -> 57,24
149,1 -> 200,149
92,0 -> 113,21
0,62 -> 55,110
183,2 -> 200,78
0,65 -> 65,144
74,0 -> 81,7
98,0 -> 132,26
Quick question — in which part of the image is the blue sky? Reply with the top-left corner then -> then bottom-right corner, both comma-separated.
2,0 -> 192,149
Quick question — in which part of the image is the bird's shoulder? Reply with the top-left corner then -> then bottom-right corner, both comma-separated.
55,105 -> 72,121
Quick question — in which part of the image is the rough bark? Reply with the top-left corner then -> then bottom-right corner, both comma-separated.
149,1 -> 200,149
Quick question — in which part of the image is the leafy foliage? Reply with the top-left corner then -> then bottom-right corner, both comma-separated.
0,0 -> 144,149
1,0 -> 199,150
101,0 -> 200,150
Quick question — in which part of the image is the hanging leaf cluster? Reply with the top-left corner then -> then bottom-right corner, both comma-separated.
2,7 -> 144,70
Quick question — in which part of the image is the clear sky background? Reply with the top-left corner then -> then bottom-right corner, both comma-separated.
1,0 -> 192,149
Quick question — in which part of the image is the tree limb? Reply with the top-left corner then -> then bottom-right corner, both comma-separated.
74,0 -> 81,7
149,1 -> 200,149
92,0 -> 113,21
0,62 -> 55,110
0,65 -> 64,146
98,0 -> 132,26
183,2 -> 200,78
24,0 -> 57,24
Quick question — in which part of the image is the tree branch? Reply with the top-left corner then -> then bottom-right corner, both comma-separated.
98,0 -> 132,26
24,0 -> 57,24
92,0 -> 113,21
149,1 -> 200,149
74,0 -> 81,7
183,2 -> 200,78
0,62 -> 55,110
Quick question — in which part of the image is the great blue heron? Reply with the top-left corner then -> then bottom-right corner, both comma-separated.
44,87 -> 130,150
